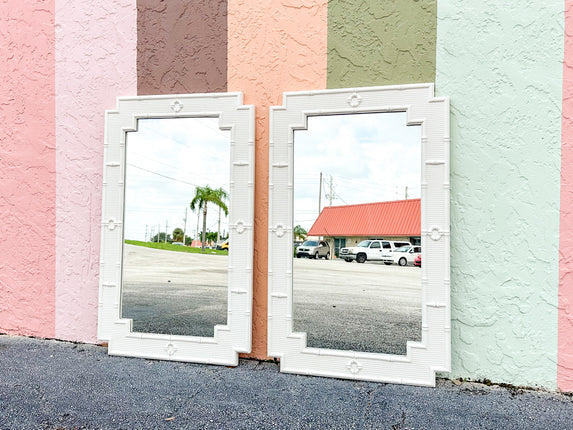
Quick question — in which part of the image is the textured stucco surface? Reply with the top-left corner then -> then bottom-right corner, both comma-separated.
55,0 -> 137,342
228,0 -> 328,358
435,2 -> 563,388
560,0 -> 573,392
0,1 -> 56,338
137,0 -> 228,95
327,0 -> 437,88
2,0 -> 571,392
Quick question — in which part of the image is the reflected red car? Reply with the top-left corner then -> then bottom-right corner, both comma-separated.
414,254 -> 421,267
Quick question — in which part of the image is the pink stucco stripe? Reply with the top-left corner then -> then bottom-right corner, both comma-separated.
55,1 -> 137,342
227,0 -> 328,358
0,1 -> 56,338
559,0 -> 573,392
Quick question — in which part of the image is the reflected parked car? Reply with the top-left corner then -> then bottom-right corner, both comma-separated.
340,239 -> 411,263
381,245 -> 421,266
296,240 -> 330,259
216,240 -> 229,250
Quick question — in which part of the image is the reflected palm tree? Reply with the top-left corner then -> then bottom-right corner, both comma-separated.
190,185 -> 228,252
172,228 -> 184,243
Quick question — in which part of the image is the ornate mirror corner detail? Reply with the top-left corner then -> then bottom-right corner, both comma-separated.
429,226 -> 445,241
105,218 -> 119,231
165,342 -> 178,357
98,93 -> 254,366
234,219 -> 246,234
170,100 -> 183,113
347,359 -> 362,375
274,224 -> 287,238
268,84 -> 450,387
347,92 -> 362,108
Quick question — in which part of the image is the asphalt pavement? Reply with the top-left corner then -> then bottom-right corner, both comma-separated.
1,335 -> 573,429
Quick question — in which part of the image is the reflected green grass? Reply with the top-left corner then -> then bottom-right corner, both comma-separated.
125,240 -> 228,255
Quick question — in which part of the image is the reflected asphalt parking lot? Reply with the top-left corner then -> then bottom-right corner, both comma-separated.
293,257 -> 421,355
122,245 -> 421,355
122,245 -> 228,337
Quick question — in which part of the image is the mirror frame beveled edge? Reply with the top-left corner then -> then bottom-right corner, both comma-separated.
98,93 -> 254,366
268,84 -> 450,386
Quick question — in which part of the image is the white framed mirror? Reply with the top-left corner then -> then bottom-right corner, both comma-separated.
98,93 -> 254,366
268,84 -> 450,386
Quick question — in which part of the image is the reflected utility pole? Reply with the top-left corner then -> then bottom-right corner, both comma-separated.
318,172 -> 322,216
329,175 -> 333,207
183,207 -> 188,246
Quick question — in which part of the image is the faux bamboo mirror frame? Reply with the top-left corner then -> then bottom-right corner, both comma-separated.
268,84 -> 450,386
98,93 -> 254,366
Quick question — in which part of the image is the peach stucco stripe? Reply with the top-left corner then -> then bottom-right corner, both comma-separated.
227,0 -> 328,358
560,0 -> 573,392
0,1 -> 56,338
55,1 -> 137,342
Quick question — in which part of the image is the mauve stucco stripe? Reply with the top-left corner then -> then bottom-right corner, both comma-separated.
137,0 -> 228,95
55,1 -> 137,342
559,0 -> 573,393
0,1 -> 56,338
227,0 -> 328,359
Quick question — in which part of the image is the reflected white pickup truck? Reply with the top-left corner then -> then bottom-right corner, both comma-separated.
339,239 -> 411,264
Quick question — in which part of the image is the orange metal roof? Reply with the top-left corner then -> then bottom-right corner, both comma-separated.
307,199 -> 420,237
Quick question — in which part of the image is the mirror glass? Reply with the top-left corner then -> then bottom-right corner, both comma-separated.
292,112 -> 421,355
121,117 -> 230,337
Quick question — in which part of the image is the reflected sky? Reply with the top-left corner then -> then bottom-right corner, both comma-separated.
294,112 -> 421,231
124,117 -> 230,241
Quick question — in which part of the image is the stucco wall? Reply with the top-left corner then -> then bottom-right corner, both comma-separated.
227,0 -> 329,358
436,1 -> 563,389
0,1 -> 56,338
327,0 -> 437,88
137,0 -> 228,95
1,0 -> 572,391
54,0 -> 137,342
560,0 -> 573,392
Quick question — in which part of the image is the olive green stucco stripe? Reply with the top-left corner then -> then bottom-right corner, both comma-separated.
137,0 -> 228,95
326,0 -> 437,89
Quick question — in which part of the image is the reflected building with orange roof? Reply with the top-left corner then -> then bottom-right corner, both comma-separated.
307,199 -> 421,257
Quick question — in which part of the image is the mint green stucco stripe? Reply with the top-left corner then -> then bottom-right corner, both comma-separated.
435,2 -> 563,388
326,0 -> 437,88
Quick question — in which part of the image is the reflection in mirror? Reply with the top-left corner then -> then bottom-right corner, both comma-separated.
293,112 -> 421,355
121,117 -> 230,337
